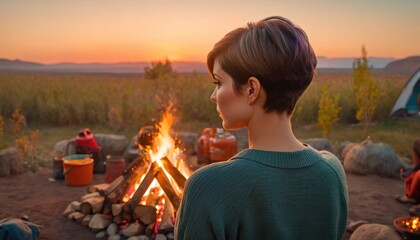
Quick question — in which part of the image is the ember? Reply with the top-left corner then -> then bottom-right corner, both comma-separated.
63,102 -> 191,239
394,216 -> 420,234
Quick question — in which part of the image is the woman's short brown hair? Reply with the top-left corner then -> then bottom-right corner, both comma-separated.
207,16 -> 317,114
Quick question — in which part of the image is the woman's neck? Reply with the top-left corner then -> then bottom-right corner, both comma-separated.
247,110 -> 305,152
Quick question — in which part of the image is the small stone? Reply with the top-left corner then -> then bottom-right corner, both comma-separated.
89,214 -> 112,230
166,232 -> 174,240
108,235 -> 121,240
127,237 -> 140,240
138,235 -> 149,240
155,233 -> 167,240
96,231 -> 106,238
107,223 -> 118,236
121,222 -> 145,237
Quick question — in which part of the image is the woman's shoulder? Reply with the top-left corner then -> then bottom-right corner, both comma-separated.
187,159 -> 254,184
317,150 -> 344,171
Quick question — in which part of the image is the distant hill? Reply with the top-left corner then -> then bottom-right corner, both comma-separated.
0,58 -> 44,70
0,56 -> 406,74
316,56 -> 395,69
0,58 -> 207,74
383,56 -> 420,74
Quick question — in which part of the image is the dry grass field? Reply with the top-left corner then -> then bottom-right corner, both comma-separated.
0,70 -> 416,168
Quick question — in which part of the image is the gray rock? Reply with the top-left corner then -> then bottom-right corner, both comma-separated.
54,134 -> 128,160
349,223 -> 400,240
341,142 -> 357,161
95,134 -> 128,156
400,156 -> 413,170
344,140 -> 404,178
177,132 -> 198,156
121,222 -> 145,237
337,141 -> 351,160
54,139 -> 76,158
304,138 -> 335,154
54,140 -> 70,158
108,235 -> 121,240
96,231 -> 106,238
154,233 -> 167,240
127,237 -> 140,240
107,223 -> 118,236
123,135 -> 141,163
0,147 -> 23,176
138,236 -> 149,240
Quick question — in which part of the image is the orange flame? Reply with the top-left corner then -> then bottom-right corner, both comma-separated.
123,101 -> 191,202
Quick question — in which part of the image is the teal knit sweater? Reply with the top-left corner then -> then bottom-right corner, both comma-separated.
175,147 -> 348,240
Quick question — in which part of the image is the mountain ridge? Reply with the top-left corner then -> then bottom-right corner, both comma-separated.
0,56 -> 418,74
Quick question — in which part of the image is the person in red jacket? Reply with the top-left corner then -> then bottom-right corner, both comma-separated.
396,139 -> 420,205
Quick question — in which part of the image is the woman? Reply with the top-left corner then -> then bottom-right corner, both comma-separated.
175,16 -> 348,240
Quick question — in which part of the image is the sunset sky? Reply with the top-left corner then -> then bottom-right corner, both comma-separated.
1,0 -> 419,64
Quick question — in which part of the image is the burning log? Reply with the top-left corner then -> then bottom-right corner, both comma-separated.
161,157 -> 186,189
101,156 -> 148,214
64,103 -> 192,239
155,166 -> 181,210
101,156 -> 145,195
145,187 -> 161,206
125,161 -> 159,211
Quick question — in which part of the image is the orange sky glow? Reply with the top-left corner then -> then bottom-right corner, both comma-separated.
0,0 -> 419,64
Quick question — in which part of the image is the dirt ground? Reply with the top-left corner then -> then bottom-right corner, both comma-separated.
0,167 -> 412,240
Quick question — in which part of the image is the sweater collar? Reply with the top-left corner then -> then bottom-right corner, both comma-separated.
231,145 -> 321,169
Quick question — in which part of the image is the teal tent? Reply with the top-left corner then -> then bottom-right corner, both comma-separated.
390,68 -> 420,117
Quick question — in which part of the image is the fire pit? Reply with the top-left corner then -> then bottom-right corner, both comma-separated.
394,216 -> 420,240
63,102 -> 191,239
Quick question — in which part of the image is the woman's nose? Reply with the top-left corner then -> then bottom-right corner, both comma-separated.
210,88 -> 217,104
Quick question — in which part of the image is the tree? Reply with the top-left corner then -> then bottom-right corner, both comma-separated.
353,46 -> 381,135
144,58 -> 174,80
317,83 -> 341,139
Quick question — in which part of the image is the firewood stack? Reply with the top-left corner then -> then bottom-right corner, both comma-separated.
63,153 -> 187,240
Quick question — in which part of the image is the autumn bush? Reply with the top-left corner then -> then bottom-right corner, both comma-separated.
317,84 -> 342,138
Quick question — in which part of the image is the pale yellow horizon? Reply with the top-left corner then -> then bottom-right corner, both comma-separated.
1,0 -> 419,64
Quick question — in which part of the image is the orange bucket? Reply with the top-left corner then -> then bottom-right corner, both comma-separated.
63,154 -> 94,186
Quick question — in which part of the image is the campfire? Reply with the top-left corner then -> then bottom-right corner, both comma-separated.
63,103 -> 191,239
394,216 -> 420,240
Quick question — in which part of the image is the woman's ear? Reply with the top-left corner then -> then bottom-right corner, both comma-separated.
247,77 -> 261,105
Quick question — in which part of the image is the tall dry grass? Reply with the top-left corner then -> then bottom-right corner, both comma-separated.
0,71 -> 409,128
0,71 -> 416,159
0,72 -> 218,128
